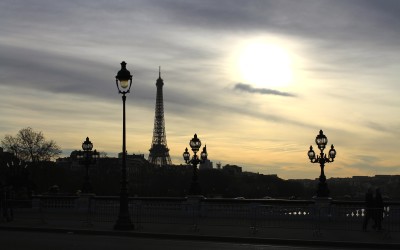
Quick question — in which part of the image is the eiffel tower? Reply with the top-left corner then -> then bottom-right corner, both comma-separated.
148,67 -> 172,166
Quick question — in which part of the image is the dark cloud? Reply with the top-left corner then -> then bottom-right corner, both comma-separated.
152,0 -> 400,42
344,156 -> 400,175
0,44 -> 122,97
363,121 -> 400,135
233,83 -> 296,97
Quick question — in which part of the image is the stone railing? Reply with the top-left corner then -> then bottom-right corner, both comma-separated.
5,195 -> 400,236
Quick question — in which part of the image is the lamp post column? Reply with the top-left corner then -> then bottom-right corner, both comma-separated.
114,94 -> 132,229
122,94 -> 127,202
191,161 -> 199,194
80,137 -> 97,194
83,155 -> 91,193
114,61 -> 134,230
183,134 -> 208,196
307,130 -> 337,198
317,158 -> 328,197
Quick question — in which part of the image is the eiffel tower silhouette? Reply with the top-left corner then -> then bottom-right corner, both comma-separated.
148,67 -> 172,166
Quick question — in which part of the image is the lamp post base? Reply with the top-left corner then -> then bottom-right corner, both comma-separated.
114,193 -> 134,230
114,216 -> 134,231
189,181 -> 201,196
316,181 -> 330,198
81,181 -> 92,194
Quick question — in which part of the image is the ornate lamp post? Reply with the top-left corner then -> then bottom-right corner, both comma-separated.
114,61 -> 134,230
307,130 -> 337,197
183,134 -> 208,195
77,137 -> 99,193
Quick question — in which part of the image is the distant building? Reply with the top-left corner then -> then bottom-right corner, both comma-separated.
199,159 -> 213,170
289,178 -> 316,189
222,164 -> 242,174
120,153 -> 151,175
56,151 -> 151,178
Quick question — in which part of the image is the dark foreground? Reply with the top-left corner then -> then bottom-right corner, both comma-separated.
0,230 -> 384,250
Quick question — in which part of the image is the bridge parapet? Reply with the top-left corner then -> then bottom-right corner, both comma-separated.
8,195 -> 399,237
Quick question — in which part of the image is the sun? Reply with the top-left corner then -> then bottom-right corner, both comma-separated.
237,42 -> 293,89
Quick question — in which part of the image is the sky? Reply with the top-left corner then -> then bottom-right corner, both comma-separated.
1,0 -> 399,179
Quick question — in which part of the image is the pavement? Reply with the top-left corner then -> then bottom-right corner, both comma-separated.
2,230 -> 383,250
1,209 -> 399,249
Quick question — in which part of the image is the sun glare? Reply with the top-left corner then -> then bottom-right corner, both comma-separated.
237,42 -> 293,89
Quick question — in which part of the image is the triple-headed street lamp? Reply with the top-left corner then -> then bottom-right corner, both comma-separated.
77,137 -> 99,193
183,134 -> 208,196
114,61 -> 134,230
307,130 -> 337,198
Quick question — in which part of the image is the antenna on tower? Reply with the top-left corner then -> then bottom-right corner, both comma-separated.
159,66 -> 161,78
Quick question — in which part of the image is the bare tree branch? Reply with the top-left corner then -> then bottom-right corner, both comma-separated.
1,127 -> 61,162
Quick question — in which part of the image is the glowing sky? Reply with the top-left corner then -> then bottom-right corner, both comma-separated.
1,0 -> 399,179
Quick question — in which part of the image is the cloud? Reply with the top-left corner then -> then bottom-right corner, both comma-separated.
233,83 -> 296,97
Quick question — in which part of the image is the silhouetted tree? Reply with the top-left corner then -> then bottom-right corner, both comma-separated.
1,127 -> 61,162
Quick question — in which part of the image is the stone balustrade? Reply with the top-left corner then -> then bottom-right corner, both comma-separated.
8,195 -> 396,236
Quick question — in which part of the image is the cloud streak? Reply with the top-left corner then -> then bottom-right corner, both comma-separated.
234,83 -> 296,97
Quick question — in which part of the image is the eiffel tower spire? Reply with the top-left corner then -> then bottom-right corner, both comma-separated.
148,67 -> 172,166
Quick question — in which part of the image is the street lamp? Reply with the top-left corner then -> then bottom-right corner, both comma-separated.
77,137 -> 99,193
307,130 -> 337,198
183,134 -> 208,195
114,61 -> 134,230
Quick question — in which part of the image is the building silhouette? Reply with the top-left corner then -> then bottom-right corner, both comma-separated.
148,68 -> 172,166
199,159 -> 213,170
